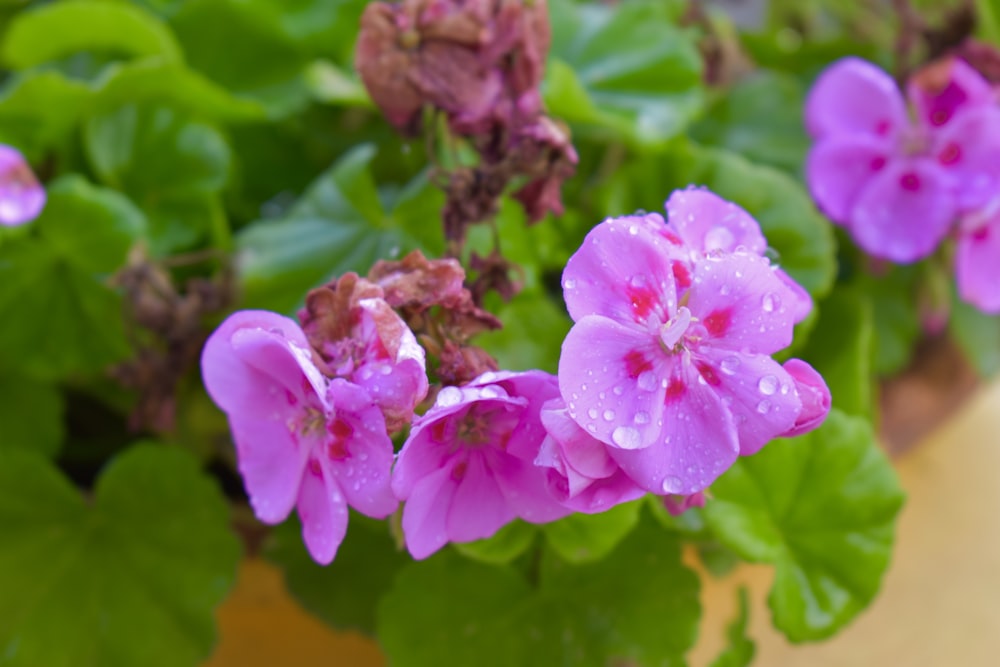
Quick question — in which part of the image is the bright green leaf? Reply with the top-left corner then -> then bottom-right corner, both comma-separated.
545,0 -> 704,148
454,520 -> 538,565
3,1 -> 183,70
542,500 -> 641,563
0,445 -> 241,667
704,410 -> 904,642
857,264 -> 921,376
265,513 -> 409,635
0,71 -> 92,161
0,376 -> 63,458
476,288 -> 570,374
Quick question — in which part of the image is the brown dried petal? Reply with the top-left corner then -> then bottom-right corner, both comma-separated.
368,250 -> 467,310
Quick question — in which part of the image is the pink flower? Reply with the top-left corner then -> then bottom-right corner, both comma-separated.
558,208 -> 828,495
780,359 -> 832,437
201,310 -> 398,565
663,491 -> 705,517
391,370 -> 571,559
955,196 -> 1000,313
534,398 -> 646,514
805,57 -> 1000,262
0,145 -> 45,226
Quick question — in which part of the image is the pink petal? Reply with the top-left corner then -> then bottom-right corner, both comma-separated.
609,357 -> 739,495
0,145 -> 45,226
561,213 -> 679,326
400,464 -> 459,559
229,416 -> 310,524
850,157 -> 955,262
956,209 -> 1000,313
446,452 -> 516,543
558,315 -> 667,450
202,310 -> 324,417
692,348 -> 801,456
490,452 -> 572,523
324,379 -> 398,518
472,370 -> 560,462
806,135 -> 893,224
780,359 -> 832,437
663,491 -> 706,516
932,106 -> 1000,211
540,401 -> 619,480
296,458 -> 349,565
686,253 -> 800,355
776,268 -> 813,325
908,57 -> 996,130
805,58 -> 907,140
665,188 -> 766,255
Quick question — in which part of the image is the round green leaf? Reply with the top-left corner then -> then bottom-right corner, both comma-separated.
453,520 -> 538,565
542,499 -> 641,563
0,376 -> 63,458
703,410 -> 905,642
0,445 -> 241,667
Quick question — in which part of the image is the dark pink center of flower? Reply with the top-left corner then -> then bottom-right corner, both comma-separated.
451,459 -> 468,481
308,459 -> 322,476
900,172 -> 921,191
930,108 -> 951,127
624,350 -> 653,379
664,378 -> 686,403
626,284 -> 658,321
327,419 -> 353,459
703,309 -> 732,337
938,143 -> 962,166
672,261 -> 692,289
870,156 -> 887,171
973,226 -> 990,241
875,119 -> 892,136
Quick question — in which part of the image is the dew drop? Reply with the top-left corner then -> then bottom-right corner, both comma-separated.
480,385 -> 503,399
637,371 -> 658,392
611,425 -> 641,449
661,475 -> 684,494
756,399 -> 772,414
564,279 -> 577,290
378,364 -> 392,375
758,375 -> 778,395
720,356 -> 740,375
587,408 -> 599,420
603,409 -> 616,421
634,411 -> 650,425
437,386 -> 463,407
613,385 -> 624,396
628,224 -> 639,235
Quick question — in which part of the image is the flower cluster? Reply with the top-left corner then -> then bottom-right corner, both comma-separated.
202,189 -> 831,563
0,144 -> 45,227
805,56 -> 1000,312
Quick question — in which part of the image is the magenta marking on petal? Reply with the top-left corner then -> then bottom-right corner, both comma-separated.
664,378 -> 686,403
938,142 -> 961,166
308,459 -> 322,476
624,350 -> 653,379
703,309 -> 732,338
625,283 -> 658,321
875,119 -> 892,136
671,261 -> 692,289
695,361 -> 721,387
900,172 -> 921,191
870,156 -> 887,171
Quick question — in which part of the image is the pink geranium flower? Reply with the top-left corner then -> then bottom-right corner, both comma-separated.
956,196 -> 1000,313
805,57 -> 1000,262
202,310 -> 398,565
0,145 -> 45,226
391,371 -> 571,559
559,208 -> 829,495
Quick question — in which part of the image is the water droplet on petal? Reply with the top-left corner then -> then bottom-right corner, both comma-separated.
629,224 -> 639,235
587,408 -> 599,420
634,411 -> 650,425
603,409 -> 615,421
611,425 -> 641,449
564,279 -> 577,290
720,357 -> 740,375
661,475 -> 683,494
437,386 -> 463,407
637,371 -> 658,392
758,375 -> 778,395
613,385 -> 624,396
756,399 -> 772,414
762,292 -> 780,313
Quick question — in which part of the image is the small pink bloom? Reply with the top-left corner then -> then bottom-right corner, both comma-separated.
805,57 -> 1000,262
535,398 -> 645,514
559,209 -> 820,495
391,370 -> 571,559
779,359 -> 831,437
0,145 -> 45,226
201,310 -> 398,565
663,491 -> 705,517
955,197 -> 1000,313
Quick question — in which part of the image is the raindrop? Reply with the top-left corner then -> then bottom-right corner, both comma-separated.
564,279 -> 577,290
720,357 -> 740,375
603,409 -> 615,421
611,425 -> 641,449
637,371 -> 658,392
756,399 -> 771,414
758,375 -> 778,395
437,386 -> 463,407
588,408 -> 599,420
634,411 -> 650,425
661,475 -> 684,494
613,385 -> 624,396
762,292 -> 780,313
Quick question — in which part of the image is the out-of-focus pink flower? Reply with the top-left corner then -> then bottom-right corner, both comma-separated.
201,310 -> 398,565
558,203 -> 824,496
780,359 -> 831,438
663,491 -> 705,517
534,398 -> 646,514
955,196 -> 1000,313
0,145 -> 45,226
805,57 -> 1000,262
391,370 -> 571,559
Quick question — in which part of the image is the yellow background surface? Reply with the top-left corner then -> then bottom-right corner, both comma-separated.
206,380 -> 1000,666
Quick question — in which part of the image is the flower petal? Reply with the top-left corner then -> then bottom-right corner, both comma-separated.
324,379 -> 398,518
850,157 -> 954,262
0,145 -> 46,226
956,210 -> 1000,313
609,357 -> 738,495
932,106 -> 1000,211
665,188 -> 766,255
229,416 -> 310,524
400,464 -> 459,559
908,57 -> 995,129
693,348 -> 801,456
491,452 -> 572,523
686,252 -> 800,355
780,359 -> 832,437
296,459 -> 349,565
805,58 -> 907,140
561,213 -> 679,326
806,135 -> 893,224
446,452 -> 516,543
558,315 -> 667,450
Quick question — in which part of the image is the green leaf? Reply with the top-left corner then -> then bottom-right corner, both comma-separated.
377,514 -> 700,666
476,288 -> 571,374
977,0 -> 1000,44
2,1 -> 182,70
236,144 -> 444,313
691,70 -> 810,174
950,296 -> 1000,377
703,410 -> 904,642
0,71 -> 92,161
305,60 -> 372,107
603,141 -> 837,300
709,588 -> 756,667
799,288 -> 874,417
542,499 -> 641,563
0,445 -> 241,667
0,376 -> 63,458
0,177 -> 144,376
264,513 -> 409,635
858,265 -> 921,376
454,520 -> 538,565
545,0 -> 704,148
